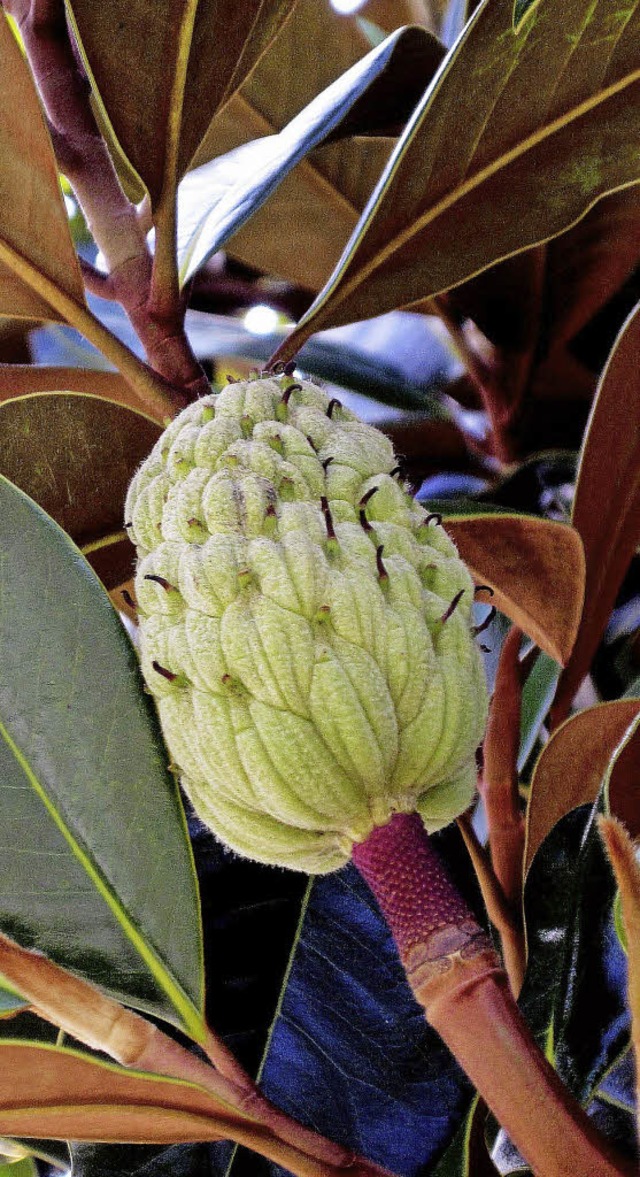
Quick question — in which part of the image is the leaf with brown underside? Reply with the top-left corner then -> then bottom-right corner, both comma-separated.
447,187 -> 640,355
0,392 -> 161,550
0,13 -> 84,320
191,0 -> 372,170
280,0 -> 640,356
85,536 -> 138,592
543,187 -> 640,350
443,514 -> 585,665
109,577 -> 137,622
69,0 -> 298,207
0,1040 -> 241,1144
0,367 -> 165,422
524,702 -> 640,877
360,0 -> 444,35
554,300 -> 640,718
181,2 -> 444,289
439,187 -> 640,458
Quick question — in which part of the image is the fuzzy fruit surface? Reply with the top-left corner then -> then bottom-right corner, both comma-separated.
126,376 -> 488,872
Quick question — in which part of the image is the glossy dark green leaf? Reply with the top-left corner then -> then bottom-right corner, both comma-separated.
519,802 -> 632,1158
0,477 -> 204,1035
253,859 -> 473,1175
281,0 -> 640,353
177,24 -> 444,284
72,817 -> 305,1177
80,829 -> 479,1177
519,717 -> 640,1162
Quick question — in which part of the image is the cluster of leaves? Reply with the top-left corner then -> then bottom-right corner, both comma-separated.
1,0 -> 640,1174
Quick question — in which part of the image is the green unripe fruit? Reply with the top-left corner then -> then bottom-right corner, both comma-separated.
126,375 -> 488,873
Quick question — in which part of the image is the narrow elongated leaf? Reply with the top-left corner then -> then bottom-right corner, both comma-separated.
281,0 -> 640,352
69,0 -> 297,205
177,24 -> 444,284
0,13 -> 84,319
555,301 -> 640,714
524,701 -> 640,877
191,0 -> 373,170
0,393 -> 161,551
443,514 -> 585,665
0,1041 -> 237,1143
0,477 -> 204,1035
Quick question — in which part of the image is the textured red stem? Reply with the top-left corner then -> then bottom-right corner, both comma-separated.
352,813 -> 633,1177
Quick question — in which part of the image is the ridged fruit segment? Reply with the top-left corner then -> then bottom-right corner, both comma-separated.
126,376 -> 488,872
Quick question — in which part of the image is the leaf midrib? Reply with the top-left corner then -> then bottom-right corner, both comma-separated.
0,714 -> 203,1040
319,61 -> 640,313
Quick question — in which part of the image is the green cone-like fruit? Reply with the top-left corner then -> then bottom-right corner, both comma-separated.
126,375 -> 488,873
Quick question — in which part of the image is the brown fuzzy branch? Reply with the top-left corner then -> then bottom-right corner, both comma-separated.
0,931 -> 394,1177
7,0 -> 209,400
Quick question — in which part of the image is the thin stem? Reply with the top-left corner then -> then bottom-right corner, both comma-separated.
428,296 -> 497,402
201,1025 -> 256,1092
352,813 -> 634,1177
481,625 -> 526,911
0,931 -> 393,1177
79,257 -> 116,300
0,239 -> 185,418
12,0 -> 148,275
12,0 -> 209,399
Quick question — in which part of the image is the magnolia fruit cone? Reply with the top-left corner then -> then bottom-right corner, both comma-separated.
126,375 -> 488,872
